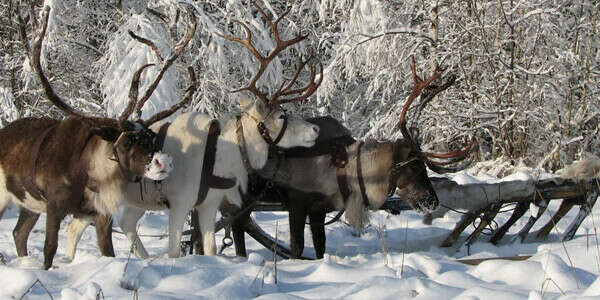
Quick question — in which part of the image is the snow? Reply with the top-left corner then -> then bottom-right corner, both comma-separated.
1,178 -> 599,299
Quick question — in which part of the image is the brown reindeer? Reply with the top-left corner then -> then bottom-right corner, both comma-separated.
229,59 -> 474,259
0,6 -> 196,269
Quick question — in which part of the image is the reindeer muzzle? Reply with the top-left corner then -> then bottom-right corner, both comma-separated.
144,151 -> 173,181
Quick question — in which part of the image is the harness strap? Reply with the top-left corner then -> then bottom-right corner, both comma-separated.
336,165 -> 352,203
24,124 -> 58,201
236,116 -> 255,175
256,113 -> 288,148
356,141 -> 371,208
195,121 -> 236,206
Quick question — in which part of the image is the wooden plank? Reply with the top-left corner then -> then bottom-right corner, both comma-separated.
456,255 -> 532,266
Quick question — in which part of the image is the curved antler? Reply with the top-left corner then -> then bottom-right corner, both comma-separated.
123,6 -> 197,122
216,2 -> 321,106
396,57 -> 444,145
28,6 -> 121,129
119,63 -> 154,128
394,57 -> 478,173
424,137 -> 477,159
143,66 -> 197,126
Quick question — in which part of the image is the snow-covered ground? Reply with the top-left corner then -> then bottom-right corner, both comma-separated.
1,176 -> 600,299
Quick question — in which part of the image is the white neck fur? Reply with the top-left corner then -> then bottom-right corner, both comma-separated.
240,114 -> 270,171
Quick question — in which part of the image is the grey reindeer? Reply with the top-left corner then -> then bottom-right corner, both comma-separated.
231,58 -> 475,259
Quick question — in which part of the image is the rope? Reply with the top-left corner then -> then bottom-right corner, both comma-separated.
304,209 -> 345,226
112,229 -> 168,238
472,216 -> 499,235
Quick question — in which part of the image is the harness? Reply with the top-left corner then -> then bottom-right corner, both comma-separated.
215,115 -> 288,253
279,137 -> 354,226
24,123 -> 95,208
24,124 -> 57,201
195,121 -> 236,206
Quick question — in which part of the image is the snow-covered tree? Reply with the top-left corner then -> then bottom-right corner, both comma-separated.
2,0 -> 598,170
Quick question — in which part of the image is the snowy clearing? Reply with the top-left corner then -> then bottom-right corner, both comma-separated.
1,176 -> 600,299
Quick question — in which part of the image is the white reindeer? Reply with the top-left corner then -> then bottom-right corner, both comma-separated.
66,3 -> 322,259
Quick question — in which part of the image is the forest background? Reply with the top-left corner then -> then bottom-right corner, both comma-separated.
1,0 -> 598,172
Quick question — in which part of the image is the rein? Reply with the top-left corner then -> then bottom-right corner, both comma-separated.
257,113 -> 288,147
236,116 -> 255,175
245,109 -> 289,151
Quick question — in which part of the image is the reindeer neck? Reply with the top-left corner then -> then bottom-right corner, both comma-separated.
348,140 -> 394,209
238,114 -> 269,171
83,136 -> 125,184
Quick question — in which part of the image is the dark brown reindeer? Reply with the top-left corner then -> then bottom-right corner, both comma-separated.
0,6 -> 196,269
228,59 -> 474,259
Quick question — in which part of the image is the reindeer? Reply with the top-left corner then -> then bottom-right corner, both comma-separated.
0,6 -> 195,269
229,59 -> 474,259
56,2 -> 322,259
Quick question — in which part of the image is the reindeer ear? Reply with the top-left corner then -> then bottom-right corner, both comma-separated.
253,98 -> 269,115
93,127 -> 120,142
238,97 -> 254,110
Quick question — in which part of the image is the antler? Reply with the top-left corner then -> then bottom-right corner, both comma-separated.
396,57 -> 477,173
27,6 -> 122,129
424,137 -> 477,159
120,6 -> 198,126
396,57 -> 445,145
216,2 -> 322,106
143,66 -> 197,126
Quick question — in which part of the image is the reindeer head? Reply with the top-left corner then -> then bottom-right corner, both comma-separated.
239,98 -> 319,149
217,2 -> 321,150
27,6 -> 197,182
391,58 -> 476,212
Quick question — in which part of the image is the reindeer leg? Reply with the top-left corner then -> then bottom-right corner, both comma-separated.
118,205 -> 149,259
43,206 -> 66,270
232,209 -> 251,257
490,201 -> 529,244
309,211 -> 326,259
13,208 -> 40,257
65,215 -> 92,261
563,183 -> 599,241
196,199 -> 220,256
512,199 -> 548,243
441,211 -> 478,247
288,200 -> 308,259
536,198 -> 576,240
94,214 -> 115,257
190,209 -> 203,255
